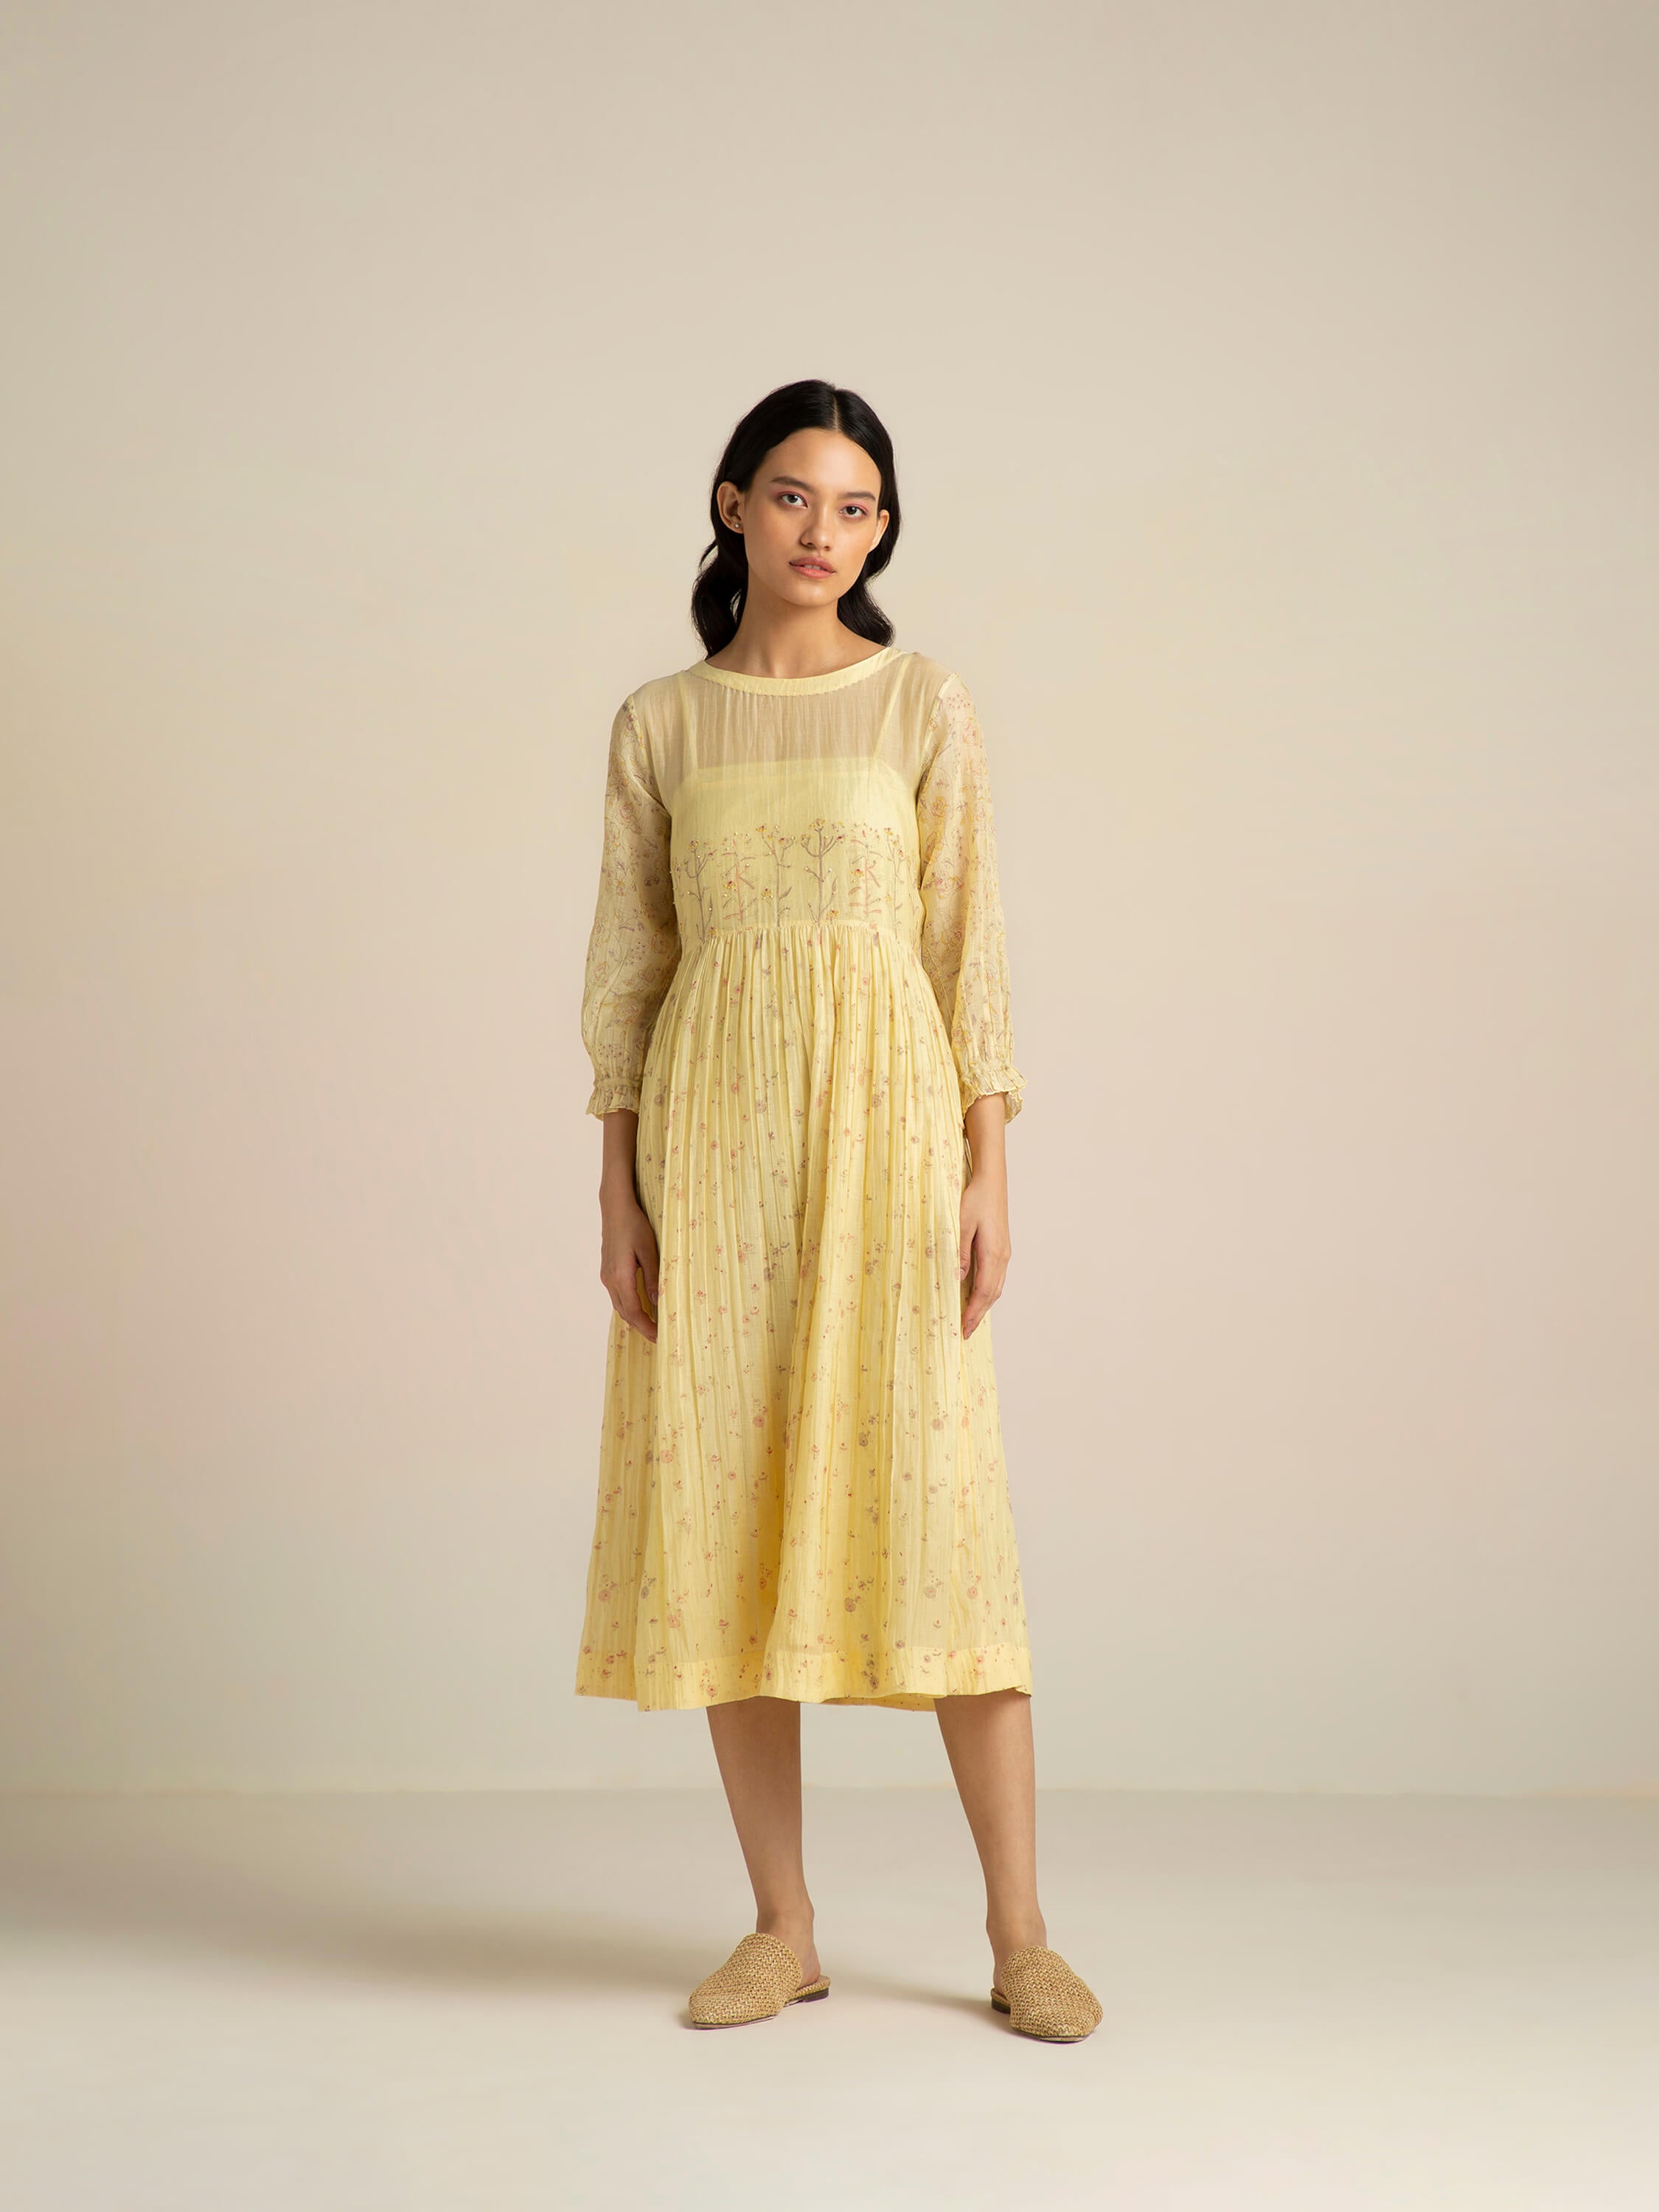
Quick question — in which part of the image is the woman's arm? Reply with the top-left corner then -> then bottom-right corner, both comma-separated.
960,1091 -> 1010,1339
580,698 -> 681,1117
915,673 -> 1026,1338
580,697 -> 678,1343
598,1107 -> 658,1343
914,675 -> 1026,1126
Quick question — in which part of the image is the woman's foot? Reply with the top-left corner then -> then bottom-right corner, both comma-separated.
687,1930 -> 831,2027
758,1907 -> 820,1988
990,1942 -> 1102,2041
988,1910 -> 1047,1988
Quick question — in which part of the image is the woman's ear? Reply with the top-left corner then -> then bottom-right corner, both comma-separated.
716,481 -> 744,532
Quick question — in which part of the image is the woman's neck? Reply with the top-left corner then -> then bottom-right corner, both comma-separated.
706,593 -> 886,681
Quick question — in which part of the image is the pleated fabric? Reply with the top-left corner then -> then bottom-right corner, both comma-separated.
575,646 -> 1031,1711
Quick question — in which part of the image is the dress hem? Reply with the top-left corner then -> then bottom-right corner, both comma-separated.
574,1642 -> 1033,1714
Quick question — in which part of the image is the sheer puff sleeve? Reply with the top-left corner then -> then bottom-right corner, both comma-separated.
580,696 -> 681,1118
915,673 -> 1026,1124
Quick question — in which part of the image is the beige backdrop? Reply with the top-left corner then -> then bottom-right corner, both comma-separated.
3,1 -> 1655,1793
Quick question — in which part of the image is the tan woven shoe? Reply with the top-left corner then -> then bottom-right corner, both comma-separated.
687,1932 -> 831,2028
990,1946 -> 1102,2042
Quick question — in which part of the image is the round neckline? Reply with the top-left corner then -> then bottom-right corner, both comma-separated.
689,644 -> 900,696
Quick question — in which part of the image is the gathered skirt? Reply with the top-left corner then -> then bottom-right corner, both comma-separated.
574,918 -> 1032,1711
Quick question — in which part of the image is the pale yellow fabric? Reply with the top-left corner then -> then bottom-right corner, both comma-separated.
575,644 -> 1031,1711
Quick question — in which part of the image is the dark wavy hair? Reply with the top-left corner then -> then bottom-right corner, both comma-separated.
691,380 -> 901,656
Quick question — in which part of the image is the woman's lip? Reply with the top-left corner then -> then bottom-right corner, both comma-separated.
791,560 -> 834,575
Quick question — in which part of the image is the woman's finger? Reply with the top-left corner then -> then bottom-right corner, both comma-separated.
606,1256 -> 658,1343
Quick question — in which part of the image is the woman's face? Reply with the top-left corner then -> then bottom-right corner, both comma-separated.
717,426 -> 888,613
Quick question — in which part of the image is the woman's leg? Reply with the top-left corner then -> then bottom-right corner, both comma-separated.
704,1694 -> 821,1984
933,1687 -> 1048,1981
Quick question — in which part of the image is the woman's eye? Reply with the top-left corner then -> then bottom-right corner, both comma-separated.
843,507 -> 868,521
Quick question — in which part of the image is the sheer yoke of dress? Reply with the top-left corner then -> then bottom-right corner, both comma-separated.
577,645 -> 1031,1711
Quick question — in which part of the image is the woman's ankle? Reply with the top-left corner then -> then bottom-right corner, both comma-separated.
756,1901 -> 814,1941
987,1909 -> 1048,1964
755,1901 -> 818,1974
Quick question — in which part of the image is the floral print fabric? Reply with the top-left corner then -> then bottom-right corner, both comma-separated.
575,646 -> 1030,1711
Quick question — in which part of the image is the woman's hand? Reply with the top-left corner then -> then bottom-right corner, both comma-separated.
959,1093 -> 1011,1339
599,1110 -> 660,1342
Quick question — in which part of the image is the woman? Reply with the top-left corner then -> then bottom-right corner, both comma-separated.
576,380 -> 1100,2042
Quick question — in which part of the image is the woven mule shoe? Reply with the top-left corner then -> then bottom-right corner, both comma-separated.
990,1946 -> 1102,2042
687,1932 -> 831,2028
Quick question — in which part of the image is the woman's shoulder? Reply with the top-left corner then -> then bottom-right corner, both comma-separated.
889,649 -> 971,715
616,662 -> 700,723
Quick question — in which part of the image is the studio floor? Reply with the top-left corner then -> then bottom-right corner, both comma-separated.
3,1787 -> 1656,2210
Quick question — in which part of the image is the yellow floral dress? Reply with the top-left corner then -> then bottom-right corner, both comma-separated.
575,644 -> 1031,1711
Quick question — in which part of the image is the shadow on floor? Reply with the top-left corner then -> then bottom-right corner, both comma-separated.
1,1821 -> 713,1997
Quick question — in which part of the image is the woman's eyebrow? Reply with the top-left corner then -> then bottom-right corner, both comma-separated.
768,473 -> 880,501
